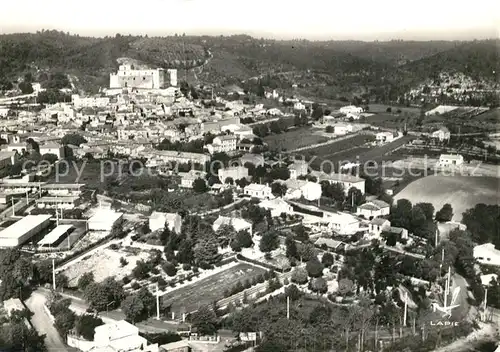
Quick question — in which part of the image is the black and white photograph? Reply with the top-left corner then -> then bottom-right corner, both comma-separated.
0,0 -> 498,351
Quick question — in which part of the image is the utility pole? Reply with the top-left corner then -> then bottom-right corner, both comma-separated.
286,296 -> 290,320
435,228 -> 439,247
403,292 -> 408,326
52,258 -> 56,291
156,283 -> 160,320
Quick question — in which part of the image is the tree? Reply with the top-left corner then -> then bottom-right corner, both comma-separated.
234,231 -> 253,249
293,224 -> 309,242
297,243 -> 317,262
84,278 -> 125,312
285,235 -> 298,259
436,203 -> 453,222
19,81 -> 34,94
235,178 -> 249,189
310,277 -> 328,294
176,240 -> 194,264
462,204 -> 500,247
306,258 -> 324,278
121,295 -> 145,323
78,272 -> 94,292
390,199 -> 413,228
194,238 -> 220,265
285,284 -> 302,300
271,182 -> 287,197
61,133 -> 87,146
162,262 -> 177,277
321,252 -> 334,267
132,260 -> 150,280
224,177 -> 234,185
192,178 -> 208,193
410,205 -> 427,233
75,315 -> 103,340
338,278 -> 354,296
259,231 -> 279,253
346,187 -> 365,209
291,267 -> 308,284
41,153 -> 58,163
54,309 -> 76,337
416,202 -> 435,221
191,306 -> 218,335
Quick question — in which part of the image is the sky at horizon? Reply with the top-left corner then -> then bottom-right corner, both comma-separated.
1,0 -> 499,41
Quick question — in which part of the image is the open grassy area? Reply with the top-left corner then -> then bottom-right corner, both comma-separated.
304,134 -> 414,172
264,127 -> 329,151
47,161 -> 120,190
161,263 -> 266,314
395,175 -> 500,221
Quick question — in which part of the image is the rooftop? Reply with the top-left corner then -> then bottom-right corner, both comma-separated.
244,183 -> 270,192
88,209 -> 123,223
0,215 -> 52,239
38,225 -> 73,246
310,171 -> 364,183
440,154 -> 464,160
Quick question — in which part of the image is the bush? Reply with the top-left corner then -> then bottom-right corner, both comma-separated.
182,263 -> 191,271
291,267 -> 308,284
131,282 -> 140,290
151,267 -> 160,275
192,267 -> 199,273
306,258 -> 324,278
120,257 -> 128,267
122,277 -> 131,285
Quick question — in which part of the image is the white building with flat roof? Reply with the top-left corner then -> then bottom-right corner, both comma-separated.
0,214 -> 52,247
474,243 -> 500,267
38,225 -> 73,247
244,183 -> 272,199
438,154 -> 464,167
68,320 -> 159,352
88,209 -> 123,232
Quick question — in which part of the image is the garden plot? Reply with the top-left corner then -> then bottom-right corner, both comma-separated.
161,263 -> 266,314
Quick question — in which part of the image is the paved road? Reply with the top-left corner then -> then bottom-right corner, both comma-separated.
25,292 -> 68,352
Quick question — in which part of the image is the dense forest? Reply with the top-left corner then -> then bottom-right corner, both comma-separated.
0,31 -> 497,100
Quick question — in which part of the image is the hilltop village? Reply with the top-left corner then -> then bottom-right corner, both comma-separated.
0,58 -> 499,352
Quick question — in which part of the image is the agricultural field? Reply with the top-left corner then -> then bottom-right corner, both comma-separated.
395,175 -> 500,221
302,134 -> 374,169
362,112 -> 413,129
264,127 -> 329,151
303,134 -> 414,172
161,263 -> 266,314
366,104 -> 420,114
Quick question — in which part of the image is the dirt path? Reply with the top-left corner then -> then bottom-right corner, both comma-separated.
25,292 -> 68,352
